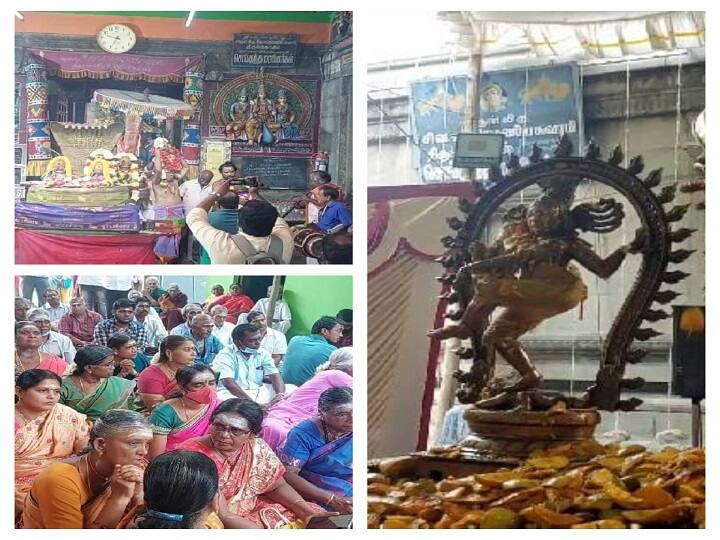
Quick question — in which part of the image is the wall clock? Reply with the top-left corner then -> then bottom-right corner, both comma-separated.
97,24 -> 136,54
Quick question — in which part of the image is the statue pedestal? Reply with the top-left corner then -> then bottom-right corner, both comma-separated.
462,407 -> 601,458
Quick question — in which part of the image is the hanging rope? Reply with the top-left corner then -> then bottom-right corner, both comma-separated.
520,50 -> 531,205
673,59 -> 684,183
618,60 -> 631,324
522,59 -> 529,157
665,57 -> 684,432
623,61 -> 630,169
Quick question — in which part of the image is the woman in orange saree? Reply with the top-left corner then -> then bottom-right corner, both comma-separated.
15,369 -> 89,523
21,409 -> 151,529
178,399 -> 332,528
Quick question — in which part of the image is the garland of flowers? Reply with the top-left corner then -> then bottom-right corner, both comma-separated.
151,146 -> 184,173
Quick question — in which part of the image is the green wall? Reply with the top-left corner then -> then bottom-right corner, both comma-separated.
203,276 -> 236,298
283,276 -> 352,338
199,275 -> 352,338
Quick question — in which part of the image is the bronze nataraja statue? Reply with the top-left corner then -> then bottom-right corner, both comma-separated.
430,135 -> 695,413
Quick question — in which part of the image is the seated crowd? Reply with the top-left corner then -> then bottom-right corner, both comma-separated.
14,287 -> 353,529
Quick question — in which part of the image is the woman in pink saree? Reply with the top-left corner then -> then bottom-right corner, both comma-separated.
15,322 -> 68,380
178,399 -> 332,528
261,347 -> 352,451
148,365 -> 219,459
15,369 -> 89,522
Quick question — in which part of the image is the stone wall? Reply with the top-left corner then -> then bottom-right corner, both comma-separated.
319,38 -> 353,192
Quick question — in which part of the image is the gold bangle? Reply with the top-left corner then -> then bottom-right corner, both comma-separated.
326,493 -> 336,505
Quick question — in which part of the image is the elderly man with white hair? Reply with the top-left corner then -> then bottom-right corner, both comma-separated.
250,285 -> 292,334
210,304 -> 235,347
169,303 -> 204,336
246,310 -> 287,367
28,308 -> 77,365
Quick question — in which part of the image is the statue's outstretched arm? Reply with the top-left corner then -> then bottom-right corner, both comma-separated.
461,246 -> 545,276
570,227 -> 647,278
569,242 -> 629,279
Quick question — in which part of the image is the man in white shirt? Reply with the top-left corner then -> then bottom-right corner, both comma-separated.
246,310 -> 287,366
210,305 -> 235,347
212,323 -> 292,405
179,170 -> 215,262
28,308 -> 76,365
186,178 -> 293,264
130,292 -> 168,354
77,276 -> 138,318
179,170 -> 215,215
42,288 -> 70,331
251,285 -> 292,334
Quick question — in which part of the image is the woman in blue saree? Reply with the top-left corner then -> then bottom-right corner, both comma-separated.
279,387 -> 353,515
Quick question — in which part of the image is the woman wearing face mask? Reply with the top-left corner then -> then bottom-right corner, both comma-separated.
15,322 -> 67,380
22,409 -> 152,529
148,365 -> 220,459
60,345 -> 137,421
15,369 -> 90,523
136,336 -> 196,412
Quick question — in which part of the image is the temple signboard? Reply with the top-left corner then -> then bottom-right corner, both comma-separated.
232,34 -> 298,69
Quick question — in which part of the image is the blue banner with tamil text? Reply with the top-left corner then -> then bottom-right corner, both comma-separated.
411,63 -> 583,183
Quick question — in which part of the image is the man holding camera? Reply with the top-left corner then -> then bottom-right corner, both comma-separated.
185,164 -> 293,264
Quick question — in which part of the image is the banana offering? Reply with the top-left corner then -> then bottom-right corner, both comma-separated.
368,443 -> 705,529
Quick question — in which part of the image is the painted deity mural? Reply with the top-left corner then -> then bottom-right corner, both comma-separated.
208,72 -> 320,158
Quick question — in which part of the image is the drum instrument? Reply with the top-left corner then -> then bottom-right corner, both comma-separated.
292,225 -> 325,259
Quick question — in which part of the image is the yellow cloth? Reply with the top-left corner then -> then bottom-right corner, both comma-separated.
475,263 -> 587,309
27,159 -> 50,177
21,463 -> 114,528
477,263 -> 588,342
186,208 -> 294,264
15,404 -> 89,512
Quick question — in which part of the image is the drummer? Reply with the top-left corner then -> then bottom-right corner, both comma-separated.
305,171 -> 343,225
315,186 -> 352,235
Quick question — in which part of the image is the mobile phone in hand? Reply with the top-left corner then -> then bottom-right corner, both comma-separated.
305,514 -> 353,529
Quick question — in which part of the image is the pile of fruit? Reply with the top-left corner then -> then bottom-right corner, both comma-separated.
368,442 -> 705,529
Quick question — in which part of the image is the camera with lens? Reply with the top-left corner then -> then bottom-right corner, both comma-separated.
229,175 -> 260,191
